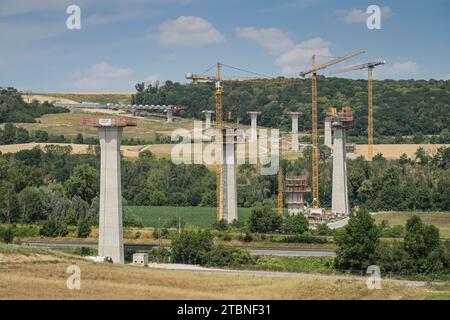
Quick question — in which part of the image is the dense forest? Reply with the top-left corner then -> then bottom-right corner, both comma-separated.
132,77 -> 450,142
0,87 -> 68,123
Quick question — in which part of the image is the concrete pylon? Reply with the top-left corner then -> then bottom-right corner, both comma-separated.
203,110 -> 214,129
324,119 -> 332,149
222,128 -> 240,223
331,107 -> 352,217
247,111 -> 261,141
166,110 -> 173,123
82,118 -> 137,264
287,112 -> 302,151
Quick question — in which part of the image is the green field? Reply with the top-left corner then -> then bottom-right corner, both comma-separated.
374,212 -> 450,238
128,206 -> 252,228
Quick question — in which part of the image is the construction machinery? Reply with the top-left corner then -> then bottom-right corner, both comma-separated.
331,60 -> 386,160
299,49 -> 365,208
186,63 -> 298,221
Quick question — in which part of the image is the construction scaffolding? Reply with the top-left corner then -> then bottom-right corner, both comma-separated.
284,176 -> 311,215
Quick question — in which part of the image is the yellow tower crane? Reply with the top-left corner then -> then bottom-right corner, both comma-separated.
299,49 -> 365,208
186,63 -> 298,221
331,60 -> 386,160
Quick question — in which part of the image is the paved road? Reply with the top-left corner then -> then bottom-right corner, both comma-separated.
23,241 -> 335,257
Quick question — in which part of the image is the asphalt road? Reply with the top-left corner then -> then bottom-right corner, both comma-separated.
22,241 -> 335,257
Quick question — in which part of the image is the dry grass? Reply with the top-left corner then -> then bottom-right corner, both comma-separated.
0,244 -> 434,300
0,143 -> 143,159
356,144 -> 450,160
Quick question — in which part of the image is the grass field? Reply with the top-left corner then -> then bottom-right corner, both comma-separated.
30,92 -> 133,105
0,244 -> 442,300
129,206 -> 253,228
12,109 -> 194,140
374,212 -> 450,238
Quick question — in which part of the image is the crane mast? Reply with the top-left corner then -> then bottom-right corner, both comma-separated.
300,49 -> 365,208
330,60 -> 385,160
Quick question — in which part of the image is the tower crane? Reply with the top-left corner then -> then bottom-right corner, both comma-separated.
186,63 -> 299,221
299,49 -> 365,208
331,60 -> 386,160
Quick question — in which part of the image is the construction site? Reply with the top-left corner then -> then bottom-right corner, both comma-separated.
71,49 -> 396,264
1,1 -> 449,304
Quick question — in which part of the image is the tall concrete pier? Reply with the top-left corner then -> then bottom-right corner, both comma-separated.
203,110 -> 214,129
287,112 -> 302,151
247,111 -> 261,141
324,107 -> 336,149
82,118 -> 137,264
331,107 -> 352,217
221,128 -> 240,222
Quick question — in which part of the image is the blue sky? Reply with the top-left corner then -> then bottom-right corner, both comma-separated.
0,0 -> 449,92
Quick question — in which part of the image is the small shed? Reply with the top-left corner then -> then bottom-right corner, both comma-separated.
133,253 -> 149,266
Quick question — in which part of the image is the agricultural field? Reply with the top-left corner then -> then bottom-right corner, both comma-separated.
128,206 -> 253,228
374,212 -> 450,239
28,92 -> 133,105
11,109 -> 194,140
0,244 -> 443,300
355,144 -> 450,160
0,143 -> 143,159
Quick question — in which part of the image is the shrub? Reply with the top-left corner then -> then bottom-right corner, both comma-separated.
213,219 -> 229,231
291,214 -> 309,234
171,229 -> 214,264
239,231 -> 253,242
334,209 -> 380,271
77,219 -> 91,238
40,220 -> 69,238
314,223 -> 334,236
204,245 -> 254,267
0,225 -> 14,243
152,228 -> 170,239
247,204 -> 281,233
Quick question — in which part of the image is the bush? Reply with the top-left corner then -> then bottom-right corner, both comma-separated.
0,225 -> 14,243
152,228 -> 170,240
248,204 -> 281,233
204,245 -> 254,267
40,220 -> 69,238
334,209 -> 380,271
213,219 -> 229,231
239,231 -> 253,242
314,223 -> 334,236
171,229 -> 214,264
149,247 -> 172,263
77,219 -> 91,238
291,214 -> 309,234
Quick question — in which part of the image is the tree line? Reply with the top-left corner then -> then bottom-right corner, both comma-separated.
0,87 -> 68,123
132,77 -> 450,142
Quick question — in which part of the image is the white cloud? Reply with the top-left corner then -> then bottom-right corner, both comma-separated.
275,37 -> 332,74
157,16 -> 225,46
235,27 -> 294,55
73,62 -> 134,90
375,61 -> 420,79
337,6 -> 392,24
